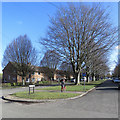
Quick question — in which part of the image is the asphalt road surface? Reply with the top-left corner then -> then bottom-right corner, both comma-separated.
0,80 -> 119,118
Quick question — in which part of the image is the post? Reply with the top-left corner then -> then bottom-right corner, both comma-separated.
83,77 -> 86,92
29,87 -> 30,94
29,85 -> 35,94
33,87 -> 34,93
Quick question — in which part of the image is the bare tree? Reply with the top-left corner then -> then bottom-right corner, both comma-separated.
40,50 -> 60,69
59,62 -> 74,79
113,64 -> 120,78
84,44 -> 110,82
2,35 -> 37,85
40,4 -> 117,85
40,50 -> 60,79
59,62 -> 73,72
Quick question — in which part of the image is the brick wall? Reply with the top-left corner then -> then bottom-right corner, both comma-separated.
2,63 -> 17,83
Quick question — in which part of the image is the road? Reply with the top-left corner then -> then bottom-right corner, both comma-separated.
0,80 -> 119,118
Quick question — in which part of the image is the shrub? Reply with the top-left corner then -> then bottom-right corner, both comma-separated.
41,78 -> 51,84
11,82 -> 17,86
17,82 -> 22,86
29,81 -> 33,85
13,82 -> 17,86
38,81 -> 42,84
25,82 -> 30,86
2,83 -> 11,87
35,81 -> 42,86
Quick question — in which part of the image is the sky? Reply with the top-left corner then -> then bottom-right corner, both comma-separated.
0,1 -> 119,73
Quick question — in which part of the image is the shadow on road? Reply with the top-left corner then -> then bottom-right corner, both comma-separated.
96,87 -> 118,90
95,80 -> 119,91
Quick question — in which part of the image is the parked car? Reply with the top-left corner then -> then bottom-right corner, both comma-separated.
113,78 -> 120,83
81,77 -> 85,81
70,78 -> 76,82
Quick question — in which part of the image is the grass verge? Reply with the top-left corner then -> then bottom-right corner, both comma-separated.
37,85 -> 94,92
37,79 -> 106,92
1,86 -> 22,89
10,79 -> 106,100
12,91 -> 80,100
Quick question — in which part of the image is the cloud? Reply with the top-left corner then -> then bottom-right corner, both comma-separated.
16,21 -> 23,25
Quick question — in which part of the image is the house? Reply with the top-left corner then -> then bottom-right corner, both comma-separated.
2,62 -> 73,83
0,73 -> 2,84
2,62 -> 18,83
2,62 -> 49,83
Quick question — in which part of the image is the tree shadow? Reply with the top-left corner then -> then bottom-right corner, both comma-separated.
95,80 -> 119,91
96,87 -> 119,90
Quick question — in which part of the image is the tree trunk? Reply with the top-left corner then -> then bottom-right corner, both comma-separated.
93,76 -> 95,81
92,73 -> 96,81
75,72 -> 80,85
22,76 -> 25,86
86,73 -> 90,83
80,73 -> 82,83
96,75 -> 99,81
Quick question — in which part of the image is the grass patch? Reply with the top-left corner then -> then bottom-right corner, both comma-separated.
37,79 -> 106,92
10,79 -> 106,100
37,85 -> 94,92
81,79 -> 106,86
2,86 -> 21,89
1,83 -> 22,89
12,91 -> 80,100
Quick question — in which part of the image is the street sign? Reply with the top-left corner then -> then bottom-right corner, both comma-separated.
29,85 -> 35,88
82,73 -> 86,77
29,85 -> 35,94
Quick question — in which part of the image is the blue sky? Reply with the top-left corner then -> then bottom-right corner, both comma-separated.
1,2 -> 119,73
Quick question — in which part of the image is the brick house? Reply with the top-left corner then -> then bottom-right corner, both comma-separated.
2,62 -> 73,83
2,62 -> 49,83
2,62 -> 18,83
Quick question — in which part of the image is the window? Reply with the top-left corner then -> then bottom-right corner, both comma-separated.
32,78 -> 35,82
8,75 -> 10,80
37,78 -> 41,81
13,77 -> 16,81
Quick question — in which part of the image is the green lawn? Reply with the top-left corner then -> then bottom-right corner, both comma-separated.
1,86 -> 22,89
37,85 -> 94,92
37,79 -> 106,92
11,79 -> 106,100
12,91 -> 80,99
81,79 -> 106,85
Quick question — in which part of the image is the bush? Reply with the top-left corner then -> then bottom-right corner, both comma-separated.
38,81 -> 43,84
13,82 -> 17,86
35,81 -> 42,86
25,82 -> 30,86
11,83 -> 14,86
10,82 -> 17,86
41,78 -> 51,84
17,82 -> 22,86
29,81 -> 34,85
2,83 -> 11,87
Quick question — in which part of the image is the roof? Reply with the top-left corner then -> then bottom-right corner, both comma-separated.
3,62 -> 74,75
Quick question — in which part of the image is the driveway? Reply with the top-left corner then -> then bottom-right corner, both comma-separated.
1,80 -> 119,118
